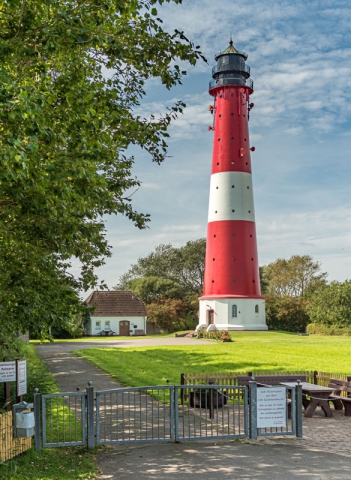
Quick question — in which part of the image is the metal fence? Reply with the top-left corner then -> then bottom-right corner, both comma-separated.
34,381 -> 302,450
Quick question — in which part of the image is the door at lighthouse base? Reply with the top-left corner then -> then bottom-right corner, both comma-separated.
207,309 -> 214,325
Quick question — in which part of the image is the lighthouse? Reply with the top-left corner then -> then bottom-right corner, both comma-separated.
198,40 -> 267,331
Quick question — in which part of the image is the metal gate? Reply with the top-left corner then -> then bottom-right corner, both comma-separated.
34,381 -> 302,450
41,391 -> 86,448
95,385 -> 248,444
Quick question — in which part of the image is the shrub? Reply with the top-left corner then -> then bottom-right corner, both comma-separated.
307,323 -> 351,336
196,329 -> 233,342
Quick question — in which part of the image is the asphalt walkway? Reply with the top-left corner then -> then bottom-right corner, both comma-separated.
35,339 -> 351,479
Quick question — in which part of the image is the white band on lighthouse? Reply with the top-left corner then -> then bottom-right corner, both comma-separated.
208,171 -> 256,223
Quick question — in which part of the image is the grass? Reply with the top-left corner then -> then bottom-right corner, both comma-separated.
0,447 -> 97,480
75,331 -> 351,387
0,344 -> 97,480
30,333 -> 173,343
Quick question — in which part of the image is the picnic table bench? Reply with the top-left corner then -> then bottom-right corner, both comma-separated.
237,375 -> 307,418
98,328 -> 116,336
328,378 -> 351,416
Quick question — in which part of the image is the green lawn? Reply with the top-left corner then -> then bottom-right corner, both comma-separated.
30,334 -> 173,343
75,331 -> 351,387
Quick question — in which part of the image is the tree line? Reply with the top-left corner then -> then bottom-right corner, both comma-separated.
115,238 -> 351,334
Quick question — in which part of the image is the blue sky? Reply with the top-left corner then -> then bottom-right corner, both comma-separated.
89,0 -> 351,292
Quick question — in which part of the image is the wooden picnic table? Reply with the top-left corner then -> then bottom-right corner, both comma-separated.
99,329 -> 116,336
281,382 -> 335,418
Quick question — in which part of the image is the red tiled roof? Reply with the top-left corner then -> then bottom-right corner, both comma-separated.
84,291 -> 147,317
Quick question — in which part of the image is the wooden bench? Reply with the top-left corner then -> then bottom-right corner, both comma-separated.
328,379 -> 351,415
237,375 -> 307,419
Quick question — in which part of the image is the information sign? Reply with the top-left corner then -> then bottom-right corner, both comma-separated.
17,360 -> 27,396
257,387 -> 287,428
0,361 -> 16,382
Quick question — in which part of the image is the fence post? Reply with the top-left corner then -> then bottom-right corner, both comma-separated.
313,371 -> 318,385
171,386 -> 177,442
249,379 -> 257,440
86,381 -> 95,449
295,381 -> 303,438
33,388 -> 41,452
180,373 -> 185,405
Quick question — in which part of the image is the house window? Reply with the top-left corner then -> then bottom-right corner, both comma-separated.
105,321 -> 110,328
96,321 -> 101,330
232,305 -> 237,318
255,305 -> 259,313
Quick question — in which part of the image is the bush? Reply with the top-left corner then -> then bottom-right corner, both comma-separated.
196,328 -> 233,342
307,323 -> 351,336
265,295 -> 310,333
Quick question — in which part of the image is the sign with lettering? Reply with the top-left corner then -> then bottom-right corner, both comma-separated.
17,360 -> 27,396
257,387 -> 287,428
0,361 -> 16,382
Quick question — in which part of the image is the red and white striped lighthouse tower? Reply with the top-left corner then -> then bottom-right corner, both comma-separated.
198,40 -> 267,331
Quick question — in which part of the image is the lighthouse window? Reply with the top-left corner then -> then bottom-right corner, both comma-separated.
231,113 -> 234,116
231,137 -> 234,140
255,305 -> 259,313
232,305 -> 238,318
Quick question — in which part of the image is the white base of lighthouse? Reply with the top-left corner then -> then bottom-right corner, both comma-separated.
197,298 -> 267,331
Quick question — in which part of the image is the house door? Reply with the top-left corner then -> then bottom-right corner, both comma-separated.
207,309 -> 214,325
119,320 -> 130,336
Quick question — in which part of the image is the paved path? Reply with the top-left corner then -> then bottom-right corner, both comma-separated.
35,339 -> 351,479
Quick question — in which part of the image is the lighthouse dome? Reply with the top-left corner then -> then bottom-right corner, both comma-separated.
210,40 -> 253,91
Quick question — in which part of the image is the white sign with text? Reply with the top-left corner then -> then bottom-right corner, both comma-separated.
0,361 -> 16,382
17,359 -> 27,396
257,387 -> 287,428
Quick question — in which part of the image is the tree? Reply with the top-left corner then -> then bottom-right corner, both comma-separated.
0,1 -> 205,344
306,281 -> 351,329
146,297 -> 195,332
265,295 -> 310,333
115,239 -> 206,295
261,255 -> 327,298
128,276 -> 184,304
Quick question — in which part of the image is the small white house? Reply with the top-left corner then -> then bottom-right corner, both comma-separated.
84,291 -> 147,336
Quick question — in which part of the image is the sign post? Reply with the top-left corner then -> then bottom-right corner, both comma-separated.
1,359 -> 16,411
0,359 -> 28,409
